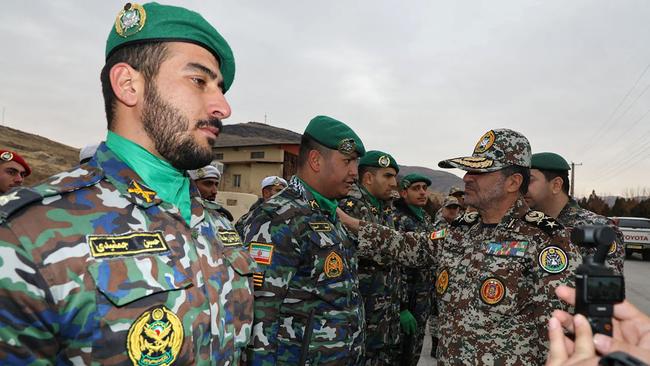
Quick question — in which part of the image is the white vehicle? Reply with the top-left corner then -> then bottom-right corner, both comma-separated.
611,217 -> 650,260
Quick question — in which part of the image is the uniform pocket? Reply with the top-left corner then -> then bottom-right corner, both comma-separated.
476,255 -> 532,316
223,246 -> 258,276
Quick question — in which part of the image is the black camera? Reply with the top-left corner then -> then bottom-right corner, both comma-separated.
571,225 -> 625,336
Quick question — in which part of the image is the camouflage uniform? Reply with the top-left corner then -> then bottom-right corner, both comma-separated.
392,199 -> 436,366
238,176 -> 365,365
0,143 -> 256,365
558,197 -> 624,274
340,183 -> 401,365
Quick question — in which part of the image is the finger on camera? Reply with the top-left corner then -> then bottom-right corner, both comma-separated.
555,286 -> 577,307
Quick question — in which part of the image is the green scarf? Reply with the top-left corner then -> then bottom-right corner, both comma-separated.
298,177 -> 339,219
408,204 -> 424,221
360,185 -> 382,212
106,131 -> 191,225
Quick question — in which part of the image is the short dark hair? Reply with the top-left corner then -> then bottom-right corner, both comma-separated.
500,165 -> 530,195
540,169 -> 570,195
100,42 -> 170,129
358,165 -> 379,181
297,133 -> 331,168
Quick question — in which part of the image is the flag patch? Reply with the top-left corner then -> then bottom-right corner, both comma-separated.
249,243 -> 274,265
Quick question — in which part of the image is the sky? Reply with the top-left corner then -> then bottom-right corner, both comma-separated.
1,1 -> 650,198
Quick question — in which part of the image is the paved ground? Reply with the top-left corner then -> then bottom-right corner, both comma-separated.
415,256 -> 650,365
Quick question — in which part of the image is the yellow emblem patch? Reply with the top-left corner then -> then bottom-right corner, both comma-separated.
115,3 -> 147,38
436,269 -> 449,295
218,230 -> 242,247
450,157 -> 494,169
252,272 -> 265,289
309,222 -> 332,232
608,241 -> 617,256
324,251 -> 344,278
538,245 -> 568,274
88,231 -> 169,258
128,180 -> 157,203
127,306 -> 183,366
480,277 -> 506,305
474,130 -> 496,153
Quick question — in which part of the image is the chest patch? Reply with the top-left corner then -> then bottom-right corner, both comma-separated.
324,251 -> 344,278
538,246 -> 568,274
309,222 -> 332,232
127,306 -> 184,366
485,241 -> 528,257
218,230 -> 242,247
249,243 -> 274,265
480,277 -> 506,305
436,268 -> 450,295
88,231 -> 169,258
430,228 -> 447,240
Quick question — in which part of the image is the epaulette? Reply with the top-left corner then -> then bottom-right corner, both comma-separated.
523,210 -> 564,235
0,166 -> 104,224
341,198 -> 357,210
451,211 -> 480,227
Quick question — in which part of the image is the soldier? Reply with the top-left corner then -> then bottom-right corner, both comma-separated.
238,115 -> 367,365
0,3 -> 255,364
434,186 -> 465,223
525,152 -> 624,274
0,150 -> 30,194
341,129 -> 581,364
392,173 -> 436,366
433,196 -> 462,230
235,175 -> 288,233
189,164 -> 222,202
339,150 -> 401,365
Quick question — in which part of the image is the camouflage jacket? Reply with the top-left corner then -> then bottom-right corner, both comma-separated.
357,197 -> 581,365
238,176 -> 365,366
558,198 -> 625,274
0,143 -> 256,365
339,183 -> 401,353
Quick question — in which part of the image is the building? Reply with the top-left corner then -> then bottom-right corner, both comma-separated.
214,122 -> 301,196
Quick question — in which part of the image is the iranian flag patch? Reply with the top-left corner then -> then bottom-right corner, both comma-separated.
249,243 -> 274,265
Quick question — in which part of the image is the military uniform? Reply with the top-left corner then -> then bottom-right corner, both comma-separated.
0,144 -> 255,364
340,182 -> 401,365
392,198 -> 436,366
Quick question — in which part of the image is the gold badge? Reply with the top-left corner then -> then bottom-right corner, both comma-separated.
474,130 -> 496,153
309,199 -> 320,210
378,155 -> 390,168
345,200 -> 354,208
128,180 -> 157,203
525,210 -> 545,223
450,157 -> 494,169
115,3 -> 147,38
538,246 -> 568,274
0,151 -> 13,161
324,251 -> 344,278
127,306 -> 183,366
337,138 -> 356,155
218,230 -> 242,246
252,272 -> 265,289
309,222 -> 332,232
88,231 -> 169,258
480,277 -> 505,305
608,241 -> 617,256
436,269 -> 449,295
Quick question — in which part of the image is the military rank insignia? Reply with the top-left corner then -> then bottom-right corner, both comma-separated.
436,268 -> 449,295
480,277 -> 505,305
538,246 -> 568,274
252,272 -> 265,289
430,229 -> 447,240
249,243 -> 274,265
128,180 -> 157,203
115,3 -> 147,38
88,231 -> 169,258
345,200 -> 354,208
127,306 -> 183,366
324,251 -> 343,278
485,241 -> 528,257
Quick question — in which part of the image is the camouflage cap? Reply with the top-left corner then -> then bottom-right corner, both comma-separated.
443,196 -> 461,208
400,173 -> 431,189
448,186 -> 464,196
358,150 -> 399,173
531,152 -> 570,171
438,129 -> 531,172
304,115 -> 365,157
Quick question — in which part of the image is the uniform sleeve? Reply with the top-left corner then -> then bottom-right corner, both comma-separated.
357,221 -> 437,267
241,214 -> 300,366
0,225 -> 58,364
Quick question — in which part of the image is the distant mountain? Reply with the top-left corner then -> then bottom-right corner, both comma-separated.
0,124 -> 79,186
398,165 -> 464,194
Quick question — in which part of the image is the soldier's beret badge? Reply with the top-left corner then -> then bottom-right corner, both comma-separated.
337,138 -> 356,156
378,155 -> 390,168
115,3 -> 147,38
0,151 -> 14,161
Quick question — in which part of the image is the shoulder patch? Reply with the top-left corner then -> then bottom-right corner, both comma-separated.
524,210 -> 564,235
451,211 -> 480,227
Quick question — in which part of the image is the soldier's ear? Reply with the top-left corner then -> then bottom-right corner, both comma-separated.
505,173 -> 523,194
110,62 -> 144,108
551,176 -> 564,195
307,149 -> 322,173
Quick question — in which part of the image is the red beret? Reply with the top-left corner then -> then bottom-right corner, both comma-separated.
0,150 -> 31,177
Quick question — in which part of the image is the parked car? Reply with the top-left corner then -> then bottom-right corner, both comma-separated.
610,216 -> 650,260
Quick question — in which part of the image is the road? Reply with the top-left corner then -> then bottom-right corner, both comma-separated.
416,256 -> 650,366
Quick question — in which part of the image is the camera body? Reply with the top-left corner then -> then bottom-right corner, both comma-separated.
571,225 -> 625,336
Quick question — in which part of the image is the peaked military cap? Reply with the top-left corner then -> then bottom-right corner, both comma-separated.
358,150 -> 399,173
106,2 -> 236,92
400,173 -> 431,189
531,152 -> 570,171
438,128 -> 531,172
304,115 -> 365,156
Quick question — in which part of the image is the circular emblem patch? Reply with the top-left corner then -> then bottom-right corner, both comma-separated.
325,251 -> 344,278
0,151 -> 13,161
337,138 -> 356,156
608,241 -> 617,256
474,130 -> 496,154
538,246 -> 568,274
378,155 -> 390,168
115,3 -> 147,38
127,306 -> 184,366
436,269 -> 449,295
480,277 -> 505,305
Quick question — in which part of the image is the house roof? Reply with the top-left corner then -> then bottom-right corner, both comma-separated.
214,122 -> 302,148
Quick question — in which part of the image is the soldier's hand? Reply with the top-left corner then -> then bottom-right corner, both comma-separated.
546,314 -> 599,366
400,310 -> 417,335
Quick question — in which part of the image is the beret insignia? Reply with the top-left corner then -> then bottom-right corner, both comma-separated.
0,151 -> 13,161
337,138 -> 356,155
115,3 -> 147,38
378,155 -> 390,168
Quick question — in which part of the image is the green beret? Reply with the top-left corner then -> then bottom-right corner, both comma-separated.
304,115 -> 365,156
531,152 -> 570,171
358,150 -> 399,173
105,2 -> 235,93
400,173 -> 432,189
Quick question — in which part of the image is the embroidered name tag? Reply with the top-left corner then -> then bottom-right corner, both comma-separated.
88,231 -> 169,258
485,241 -> 528,257
309,222 -> 332,232
218,230 -> 242,247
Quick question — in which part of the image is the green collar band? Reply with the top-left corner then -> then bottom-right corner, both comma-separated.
298,177 -> 339,219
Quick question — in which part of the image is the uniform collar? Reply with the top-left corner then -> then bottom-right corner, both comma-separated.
290,176 -> 338,219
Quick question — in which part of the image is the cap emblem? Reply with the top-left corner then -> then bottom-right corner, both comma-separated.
337,138 -> 356,155
474,130 -> 496,154
115,3 -> 147,38
0,152 -> 14,161
378,155 -> 390,168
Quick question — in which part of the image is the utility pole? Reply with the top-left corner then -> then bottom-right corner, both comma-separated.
264,113 -> 267,124
570,161 -> 583,197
